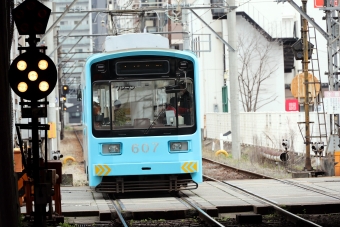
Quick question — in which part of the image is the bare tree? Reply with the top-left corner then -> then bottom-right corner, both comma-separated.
238,33 -> 279,112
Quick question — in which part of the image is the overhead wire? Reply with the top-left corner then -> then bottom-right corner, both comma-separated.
170,0 -> 255,45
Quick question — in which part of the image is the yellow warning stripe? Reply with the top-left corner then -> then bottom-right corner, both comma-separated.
181,162 -> 198,173
95,164 -> 111,176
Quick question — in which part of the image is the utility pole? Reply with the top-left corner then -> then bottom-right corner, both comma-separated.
325,0 -> 339,137
44,1 -> 59,158
182,0 -> 190,50
57,29 -> 64,140
168,0 -> 171,46
227,0 -> 240,159
302,0 -> 312,171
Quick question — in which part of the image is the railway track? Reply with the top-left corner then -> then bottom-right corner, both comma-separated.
202,158 -> 340,227
203,174 -> 322,227
66,140 -> 337,226
72,126 -> 83,151
203,157 -> 272,180
106,193 -> 129,227
177,192 -> 227,227
106,192 -> 227,227
204,157 -> 340,201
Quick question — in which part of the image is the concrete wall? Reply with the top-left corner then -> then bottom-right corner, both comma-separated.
205,112 -> 329,154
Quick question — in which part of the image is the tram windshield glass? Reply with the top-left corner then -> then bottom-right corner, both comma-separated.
92,79 -> 195,131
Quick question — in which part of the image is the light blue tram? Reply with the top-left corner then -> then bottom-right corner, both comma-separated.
81,34 -> 202,193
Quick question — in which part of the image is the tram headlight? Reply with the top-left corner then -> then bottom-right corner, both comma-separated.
169,141 -> 189,152
102,143 -> 122,155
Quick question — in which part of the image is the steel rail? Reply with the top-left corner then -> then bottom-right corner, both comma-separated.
204,157 -> 340,201
178,193 -> 225,227
276,179 -> 340,201
72,127 -> 83,151
106,193 -> 129,227
203,157 -> 272,179
224,181 -> 322,227
203,174 -> 321,227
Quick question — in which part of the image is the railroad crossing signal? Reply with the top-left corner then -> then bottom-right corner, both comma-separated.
280,153 -> 289,162
312,142 -> 324,156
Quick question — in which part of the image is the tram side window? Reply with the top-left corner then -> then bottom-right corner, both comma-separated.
93,83 -> 111,129
164,80 -> 194,127
177,80 -> 194,126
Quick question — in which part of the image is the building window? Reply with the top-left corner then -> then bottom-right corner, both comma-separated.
192,36 -> 200,57
74,21 -> 79,25
75,49 -> 83,52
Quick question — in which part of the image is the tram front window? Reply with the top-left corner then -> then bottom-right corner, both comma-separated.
92,79 -> 195,131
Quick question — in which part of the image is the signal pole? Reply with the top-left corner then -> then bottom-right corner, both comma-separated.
9,1 -> 59,226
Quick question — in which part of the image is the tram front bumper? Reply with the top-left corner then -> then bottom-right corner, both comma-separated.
93,161 -> 199,176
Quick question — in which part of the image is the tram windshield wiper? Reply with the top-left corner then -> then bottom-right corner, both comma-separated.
143,110 -> 165,135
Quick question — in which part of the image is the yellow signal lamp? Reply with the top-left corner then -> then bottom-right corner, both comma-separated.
38,60 -> 48,70
17,82 -> 28,92
28,71 -> 38,81
62,85 -> 69,94
9,51 -> 57,100
17,60 -> 27,71
39,81 -> 49,92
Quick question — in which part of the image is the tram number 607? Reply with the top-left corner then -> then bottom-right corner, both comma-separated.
132,143 -> 159,153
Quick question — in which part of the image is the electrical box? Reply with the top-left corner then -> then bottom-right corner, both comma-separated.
48,122 -> 56,138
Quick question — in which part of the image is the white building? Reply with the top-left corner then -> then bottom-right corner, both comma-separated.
103,0 -> 332,121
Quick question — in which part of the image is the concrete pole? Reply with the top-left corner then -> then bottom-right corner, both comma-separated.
182,0 -> 190,50
227,0 -> 240,159
42,2 -> 59,159
302,0 -> 312,171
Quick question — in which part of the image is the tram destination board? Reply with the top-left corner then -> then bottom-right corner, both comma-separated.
116,60 -> 169,75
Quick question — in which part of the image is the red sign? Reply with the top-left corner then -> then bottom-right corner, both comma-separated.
315,0 -> 338,7
285,99 -> 299,112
